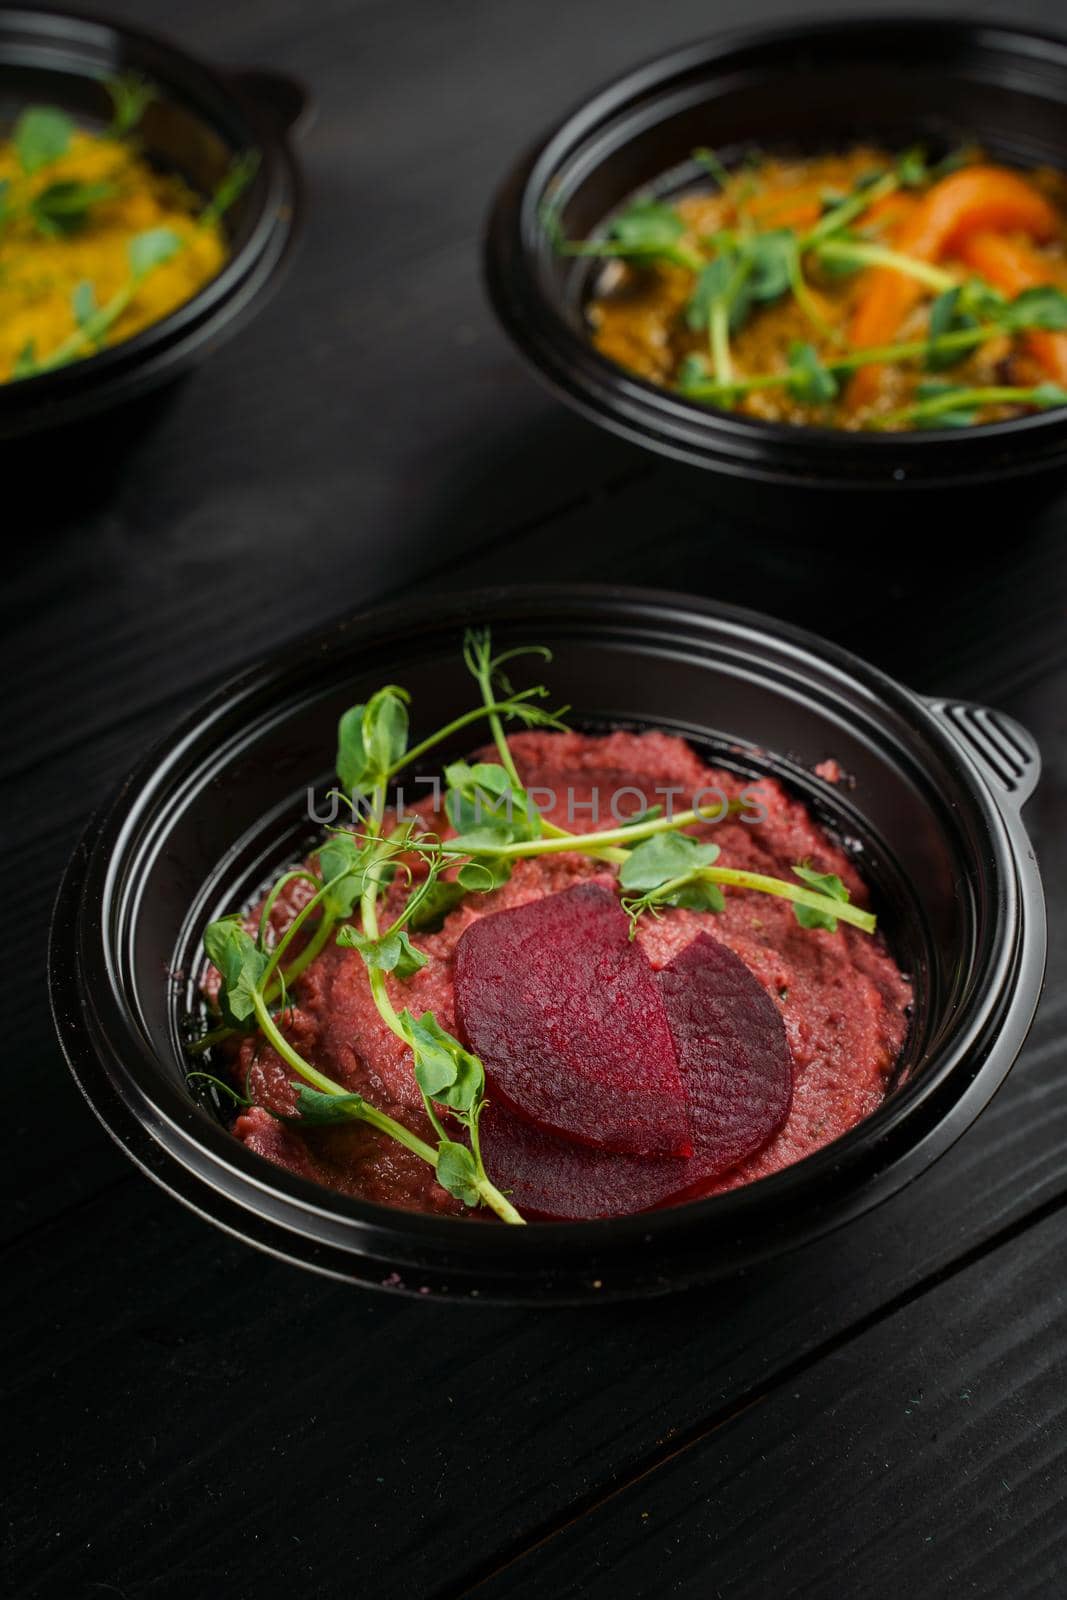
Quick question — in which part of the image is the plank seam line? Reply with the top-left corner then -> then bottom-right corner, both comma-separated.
442,1182 -> 1067,1599
0,1173 -> 134,1261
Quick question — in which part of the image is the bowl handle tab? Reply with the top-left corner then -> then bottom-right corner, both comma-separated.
925,699 -> 1041,808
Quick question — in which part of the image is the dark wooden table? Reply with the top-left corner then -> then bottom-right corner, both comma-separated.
8,1 -> 1067,1595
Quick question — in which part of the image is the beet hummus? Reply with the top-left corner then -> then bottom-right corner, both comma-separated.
215,730 -> 912,1221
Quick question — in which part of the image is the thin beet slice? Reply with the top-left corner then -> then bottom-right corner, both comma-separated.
454,883 -> 691,1157
481,932 -> 793,1219
657,933 -> 793,1178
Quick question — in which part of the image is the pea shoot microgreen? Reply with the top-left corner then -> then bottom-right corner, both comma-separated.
13,105 -> 74,174
547,143 -> 1067,427
785,341 -> 839,405
193,631 -> 880,1222
676,283 -> 1067,415
691,146 -> 733,190
337,923 -> 429,980
199,150 -> 260,230
544,195 -> 703,272
619,833 -> 727,927
873,379 -> 1067,430
0,81 -> 153,252
791,862 -> 851,931
106,72 -> 156,139
29,179 -> 118,237
12,225 -> 183,380
685,230 -> 796,384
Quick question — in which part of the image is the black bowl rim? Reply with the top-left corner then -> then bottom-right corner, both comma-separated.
48,585 -> 1047,1297
484,13 -> 1067,486
0,5 -> 302,412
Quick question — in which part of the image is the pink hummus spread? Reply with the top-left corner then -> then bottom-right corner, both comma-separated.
224,731 -> 912,1218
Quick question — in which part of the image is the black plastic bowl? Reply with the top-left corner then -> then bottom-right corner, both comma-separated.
485,16 -> 1067,517
0,7 -> 304,439
49,587 -> 1045,1303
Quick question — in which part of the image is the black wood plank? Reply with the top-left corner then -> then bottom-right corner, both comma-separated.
7,0 -> 1067,1595
13,0 -> 1063,783
468,1203 -> 1067,1600
8,992 -> 1066,1600
8,641 -> 1064,1594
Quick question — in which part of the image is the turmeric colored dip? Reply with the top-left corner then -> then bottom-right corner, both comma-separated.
560,146 -> 1067,430
0,96 -> 229,383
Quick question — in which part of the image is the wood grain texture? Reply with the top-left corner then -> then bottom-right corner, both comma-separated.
6,0 -> 1067,1596
8,660 -> 1064,1595
469,1203 -> 1067,1600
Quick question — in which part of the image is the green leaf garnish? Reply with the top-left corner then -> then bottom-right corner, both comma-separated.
1029,381 -> 1067,409
315,830 -> 371,916
787,341 -> 839,404
30,179 -> 116,237
686,254 -> 735,332
445,823 -> 517,856
203,915 -> 270,1024
676,352 -> 711,393
435,1140 -> 481,1206
405,878 -> 468,931
914,379 -> 979,428
608,198 -> 686,254
455,856 -> 512,892
549,196 -> 700,270
691,146 -> 732,188
128,226 -> 182,278
619,832 -> 721,888
444,759 -> 537,843
336,685 -> 410,795
686,231 -> 794,343
874,376 -> 1067,430
14,106 -> 74,174
998,285 -> 1067,332
107,73 -> 155,139
292,1084 -> 367,1124
747,230 -> 795,302
791,862 -> 850,931
925,287 -> 975,371
72,280 -> 97,331
619,833 -> 725,928
400,1009 -> 484,1112
895,145 -> 931,189
337,923 -> 429,980
200,151 -> 260,229
11,340 -> 38,380
363,685 -> 410,779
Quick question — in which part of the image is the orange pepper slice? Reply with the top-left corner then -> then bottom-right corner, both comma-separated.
846,167 -> 1060,409
954,229 -> 1067,382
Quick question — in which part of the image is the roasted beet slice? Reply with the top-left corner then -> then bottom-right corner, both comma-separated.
657,933 -> 793,1178
454,882 -> 691,1157
481,932 -> 793,1219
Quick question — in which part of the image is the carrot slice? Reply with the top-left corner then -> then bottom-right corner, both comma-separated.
846,167 -> 1060,409
955,230 -> 1067,382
